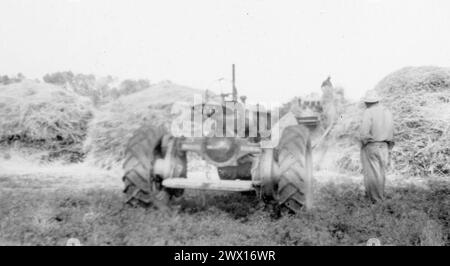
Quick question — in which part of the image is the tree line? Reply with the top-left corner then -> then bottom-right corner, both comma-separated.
1,71 -> 152,106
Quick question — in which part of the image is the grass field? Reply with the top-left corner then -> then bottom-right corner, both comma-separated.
0,156 -> 448,246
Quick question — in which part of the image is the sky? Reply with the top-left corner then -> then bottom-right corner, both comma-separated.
1,0 -> 450,103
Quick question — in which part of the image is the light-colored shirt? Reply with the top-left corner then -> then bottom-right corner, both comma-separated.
360,103 -> 394,145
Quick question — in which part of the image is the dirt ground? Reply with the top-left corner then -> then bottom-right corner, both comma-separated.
0,154 -> 448,246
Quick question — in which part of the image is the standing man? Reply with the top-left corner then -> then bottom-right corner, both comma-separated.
360,90 -> 394,203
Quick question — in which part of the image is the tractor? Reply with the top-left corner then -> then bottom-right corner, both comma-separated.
122,65 -> 322,214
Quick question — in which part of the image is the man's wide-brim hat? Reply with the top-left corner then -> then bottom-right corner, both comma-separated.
362,90 -> 381,103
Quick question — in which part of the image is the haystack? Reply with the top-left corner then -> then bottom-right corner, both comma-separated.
84,81 -> 209,167
375,66 -> 450,176
333,66 -> 450,176
0,80 -> 93,161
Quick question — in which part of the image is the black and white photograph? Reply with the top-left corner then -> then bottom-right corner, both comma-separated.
0,0 -> 449,251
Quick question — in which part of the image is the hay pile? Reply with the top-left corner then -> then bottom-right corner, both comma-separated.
0,80 -> 93,161
84,81 -> 208,167
375,66 -> 450,176
331,102 -> 365,173
333,66 -> 450,176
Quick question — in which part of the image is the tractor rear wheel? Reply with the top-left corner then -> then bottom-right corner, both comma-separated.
122,124 -> 183,209
276,125 -> 313,213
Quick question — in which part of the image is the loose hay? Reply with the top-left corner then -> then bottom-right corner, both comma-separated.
0,80 -> 93,161
333,66 -> 450,176
84,81 -> 208,167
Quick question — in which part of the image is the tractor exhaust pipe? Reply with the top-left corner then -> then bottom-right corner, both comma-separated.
232,64 -> 237,102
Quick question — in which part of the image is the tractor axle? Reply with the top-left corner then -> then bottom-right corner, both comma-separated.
162,178 -> 261,192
